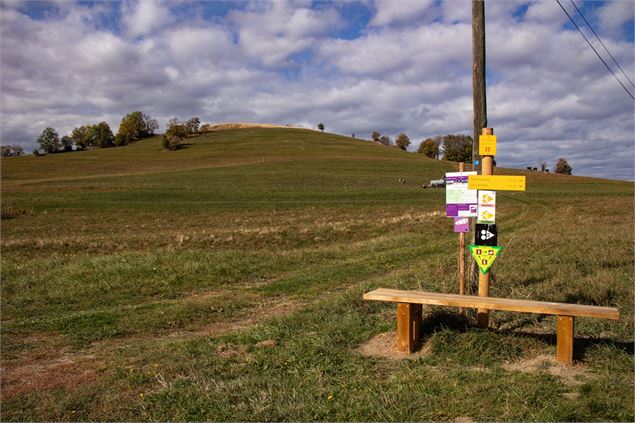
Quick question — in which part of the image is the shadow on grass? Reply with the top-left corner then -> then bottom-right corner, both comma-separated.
416,309 -> 633,362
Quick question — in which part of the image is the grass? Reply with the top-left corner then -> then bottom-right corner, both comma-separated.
1,128 -> 633,421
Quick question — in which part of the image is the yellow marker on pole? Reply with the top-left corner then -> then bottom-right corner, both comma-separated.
468,175 -> 526,191
479,134 -> 497,156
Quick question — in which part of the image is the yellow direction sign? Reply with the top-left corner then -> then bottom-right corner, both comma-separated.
468,175 -> 526,191
479,134 -> 497,156
469,245 -> 502,274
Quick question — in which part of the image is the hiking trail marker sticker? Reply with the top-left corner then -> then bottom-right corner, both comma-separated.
477,190 -> 496,224
479,134 -> 497,156
469,245 -> 502,274
453,217 -> 470,233
475,223 -> 497,246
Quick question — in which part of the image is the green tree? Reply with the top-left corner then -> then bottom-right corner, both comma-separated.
371,131 -> 381,142
142,113 -> 159,136
1,145 -> 24,157
418,137 -> 439,158
442,134 -> 472,162
71,125 -> 94,150
61,135 -> 74,152
117,111 -> 145,143
318,122 -> 325,132
37,127 -> 61,153
395,133 -> 410,151
378,135 -> 392,146
554,158 -> 572,175
185,117 -> 200,135
92,122 -> 115,148
163,119 -> 187,151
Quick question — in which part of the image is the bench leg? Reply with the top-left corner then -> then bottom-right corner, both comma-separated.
556,315 -> 575,365
397,303 -> 422,353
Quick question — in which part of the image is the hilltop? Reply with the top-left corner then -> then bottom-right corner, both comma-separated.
1,127 -> 633,421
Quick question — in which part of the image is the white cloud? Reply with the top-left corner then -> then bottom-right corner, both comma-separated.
122,0 -> 172,38
230,0 -> 342,67
597,0 -> 634,40
370,0 -> 435,27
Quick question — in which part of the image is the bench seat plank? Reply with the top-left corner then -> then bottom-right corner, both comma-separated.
363,288 -> 619,320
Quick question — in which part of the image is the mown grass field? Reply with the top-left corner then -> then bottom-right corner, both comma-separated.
1,128 -> 633,421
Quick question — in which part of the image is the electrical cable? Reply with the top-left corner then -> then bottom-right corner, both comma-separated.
555,0 -> 634,101
569,0 -> 635,88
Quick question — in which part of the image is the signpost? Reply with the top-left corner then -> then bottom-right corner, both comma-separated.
465,128 -> 526,328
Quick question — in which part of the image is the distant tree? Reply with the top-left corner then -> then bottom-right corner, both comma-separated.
37,127 -> 61,153
395,133 -> 410,151
318,122 -> 325,132
378,135 -> 392,146
33,149 -> 41,156
163,118 -> 187,150
60,135 -> 73,152
442,134 -> 472,162
185,117 -> 200,136
71,125 -> 94,150
418,138 -> 439,158
142,113 -> 159,136
1,145 -> 24,157
538,159 -> 547,172
554,158 -> 572,175
117,111 -> 146,143
371,131 -> 381,142
92,121 -> 115,148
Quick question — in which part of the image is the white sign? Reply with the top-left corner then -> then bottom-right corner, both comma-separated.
477,190 -> 496,224
445,172 -> 478,217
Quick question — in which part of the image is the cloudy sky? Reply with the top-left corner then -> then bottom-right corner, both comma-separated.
1,0 -> 633,180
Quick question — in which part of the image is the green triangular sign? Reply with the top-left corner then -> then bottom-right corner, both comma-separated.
468,245 -> 503,274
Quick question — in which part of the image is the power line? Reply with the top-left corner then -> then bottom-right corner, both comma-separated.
555,0 -> 634,101
569,0 -> 635,89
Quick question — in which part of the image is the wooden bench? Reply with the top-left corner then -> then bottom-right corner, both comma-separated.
363,288 -> 620,365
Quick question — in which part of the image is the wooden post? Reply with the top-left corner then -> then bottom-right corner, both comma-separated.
397,303 -> 422,353
477,128 -> 494,328
458,162 -> 466,313
556,315 -> 575,365
470,0 -> 487,295
472,0 -> 487,175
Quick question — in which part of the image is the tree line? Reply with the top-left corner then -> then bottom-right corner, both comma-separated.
371,131 -> 412,151
34,111 -> 158,155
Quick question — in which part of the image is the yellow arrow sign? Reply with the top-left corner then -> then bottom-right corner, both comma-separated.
480,210 -> 494,221
468,175 -> 526,191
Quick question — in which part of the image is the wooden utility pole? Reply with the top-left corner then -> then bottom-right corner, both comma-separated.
470,0 -> 487,294
472,0 -> 487,167
477,128 -> 493,328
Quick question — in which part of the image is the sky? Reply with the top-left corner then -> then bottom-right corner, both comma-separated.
1,0 -> 634,180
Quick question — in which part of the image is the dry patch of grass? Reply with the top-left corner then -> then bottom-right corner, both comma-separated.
355,331 -> 433,360
502,354 -> 594,386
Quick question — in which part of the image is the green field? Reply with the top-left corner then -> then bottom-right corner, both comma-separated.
1,128 -> 633,421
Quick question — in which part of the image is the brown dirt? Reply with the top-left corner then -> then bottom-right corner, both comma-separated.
165,300 -> 301,339
2,298 -> 299,401
502,354 -> 594,386
200,123 -> 304,132
1,350 -> 106,400
355,331 -> 432,360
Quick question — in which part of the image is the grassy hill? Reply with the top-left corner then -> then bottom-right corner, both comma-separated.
1,128 -> 633,421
